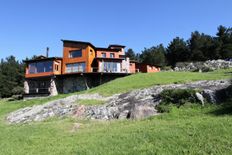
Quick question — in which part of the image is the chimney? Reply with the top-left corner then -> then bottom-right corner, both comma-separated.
46,47 -> 49,57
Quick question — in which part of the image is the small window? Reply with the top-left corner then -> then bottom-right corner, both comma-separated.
90,49 -> 93,55
55,65 -> 59,71
102,53 -> 106,58
70,50 -> 82,58
110,53 -> 115,58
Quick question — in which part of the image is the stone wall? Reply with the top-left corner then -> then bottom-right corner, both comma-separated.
62,76 -> 89,94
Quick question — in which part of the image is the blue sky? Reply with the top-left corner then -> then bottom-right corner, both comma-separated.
0,0 -> 231,60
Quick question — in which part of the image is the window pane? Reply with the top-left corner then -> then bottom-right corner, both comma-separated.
110,53 -> 114,58
73,63 -> 78,72
29,63 -> 37,74
66,64 -> 72,73
44,61 -> 53,72
36,62 -> 44,73
70,50 -> 82,58
65,62 -> 86,73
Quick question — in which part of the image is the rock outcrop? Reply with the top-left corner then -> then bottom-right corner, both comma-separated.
6,80 -> 231,124
174,60 -> 232,72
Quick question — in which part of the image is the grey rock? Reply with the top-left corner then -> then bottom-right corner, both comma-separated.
175,59 -> 232,72
203,89 -> 217,103
195,92 -> 204,106
130,105 -> 158,120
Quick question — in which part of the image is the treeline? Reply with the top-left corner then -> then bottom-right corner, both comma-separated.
0,56 -> 25,98
126,25 -> 232,67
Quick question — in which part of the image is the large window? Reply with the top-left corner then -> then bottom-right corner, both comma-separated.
70,50 -> 82,58
102,62 -> 120,72
65,62 -> 86,73
29,61 -> 53,74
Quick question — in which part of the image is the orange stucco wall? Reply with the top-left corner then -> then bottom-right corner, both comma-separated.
136,63 -> 160,73
129,62 -> 136,73
62,42 -> 95,73
146,65 -> 160,72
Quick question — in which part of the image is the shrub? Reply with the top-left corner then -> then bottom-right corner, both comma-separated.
157,89 -> 200,112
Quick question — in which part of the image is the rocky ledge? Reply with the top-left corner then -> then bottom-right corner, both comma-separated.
6,79 -> 231,124
174,59 -> 232,72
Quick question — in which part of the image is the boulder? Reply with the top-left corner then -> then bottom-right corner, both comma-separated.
130,105 -> 158,119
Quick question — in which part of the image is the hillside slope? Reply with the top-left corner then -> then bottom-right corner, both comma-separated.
0,69 -> 231,155
87,69 -> 232,96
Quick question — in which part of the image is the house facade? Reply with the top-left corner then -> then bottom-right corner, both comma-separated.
24,40 -> 160,97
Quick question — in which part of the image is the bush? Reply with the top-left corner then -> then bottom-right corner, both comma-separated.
157,89 -> 200,112
12,86 -> 24,95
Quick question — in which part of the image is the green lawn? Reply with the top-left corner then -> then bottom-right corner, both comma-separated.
0,69 -> 231,154
0,102 -> 232,155
87,68 -> 232,96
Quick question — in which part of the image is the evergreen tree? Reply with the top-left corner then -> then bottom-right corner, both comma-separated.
0,56 -> 24,98
166,37 -> 190,66
125,48 -> 136,60
140,44 -> 166,67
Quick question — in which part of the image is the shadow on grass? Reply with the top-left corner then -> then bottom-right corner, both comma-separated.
209,102 -> 232,116
209,82 -> 232,116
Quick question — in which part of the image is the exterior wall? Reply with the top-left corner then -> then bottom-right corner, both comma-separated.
136,63 -> 160,73
53,60 -> 62,75
121,58 -> 130,73
109,47 -> 125,56
146,65 -> 160,73
129,62 -> 136,73
62,42 -> 95,73
96,50 -> 120,58
86,46 -> 95,72
62,76 -> 90,94
25,72 -> 55,78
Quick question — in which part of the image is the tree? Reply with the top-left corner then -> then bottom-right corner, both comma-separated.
166,37 -> 190,66
140,44 -> 166,67
125,48 -> 136,60
188,31 -> 221,61
216,25 -> 232,59
0,56 -> 24,98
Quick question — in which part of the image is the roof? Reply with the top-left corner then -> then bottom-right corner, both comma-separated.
61,39 -> 96,49
24,57 -> 62,63
95,47 -> 121,52
108,44 -> 126,48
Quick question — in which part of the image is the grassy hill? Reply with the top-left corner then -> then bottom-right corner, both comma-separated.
0,69 -> 231,155
87,69 -> 232,96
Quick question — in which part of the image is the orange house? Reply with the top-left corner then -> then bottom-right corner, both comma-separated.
24,40 -> 160,97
